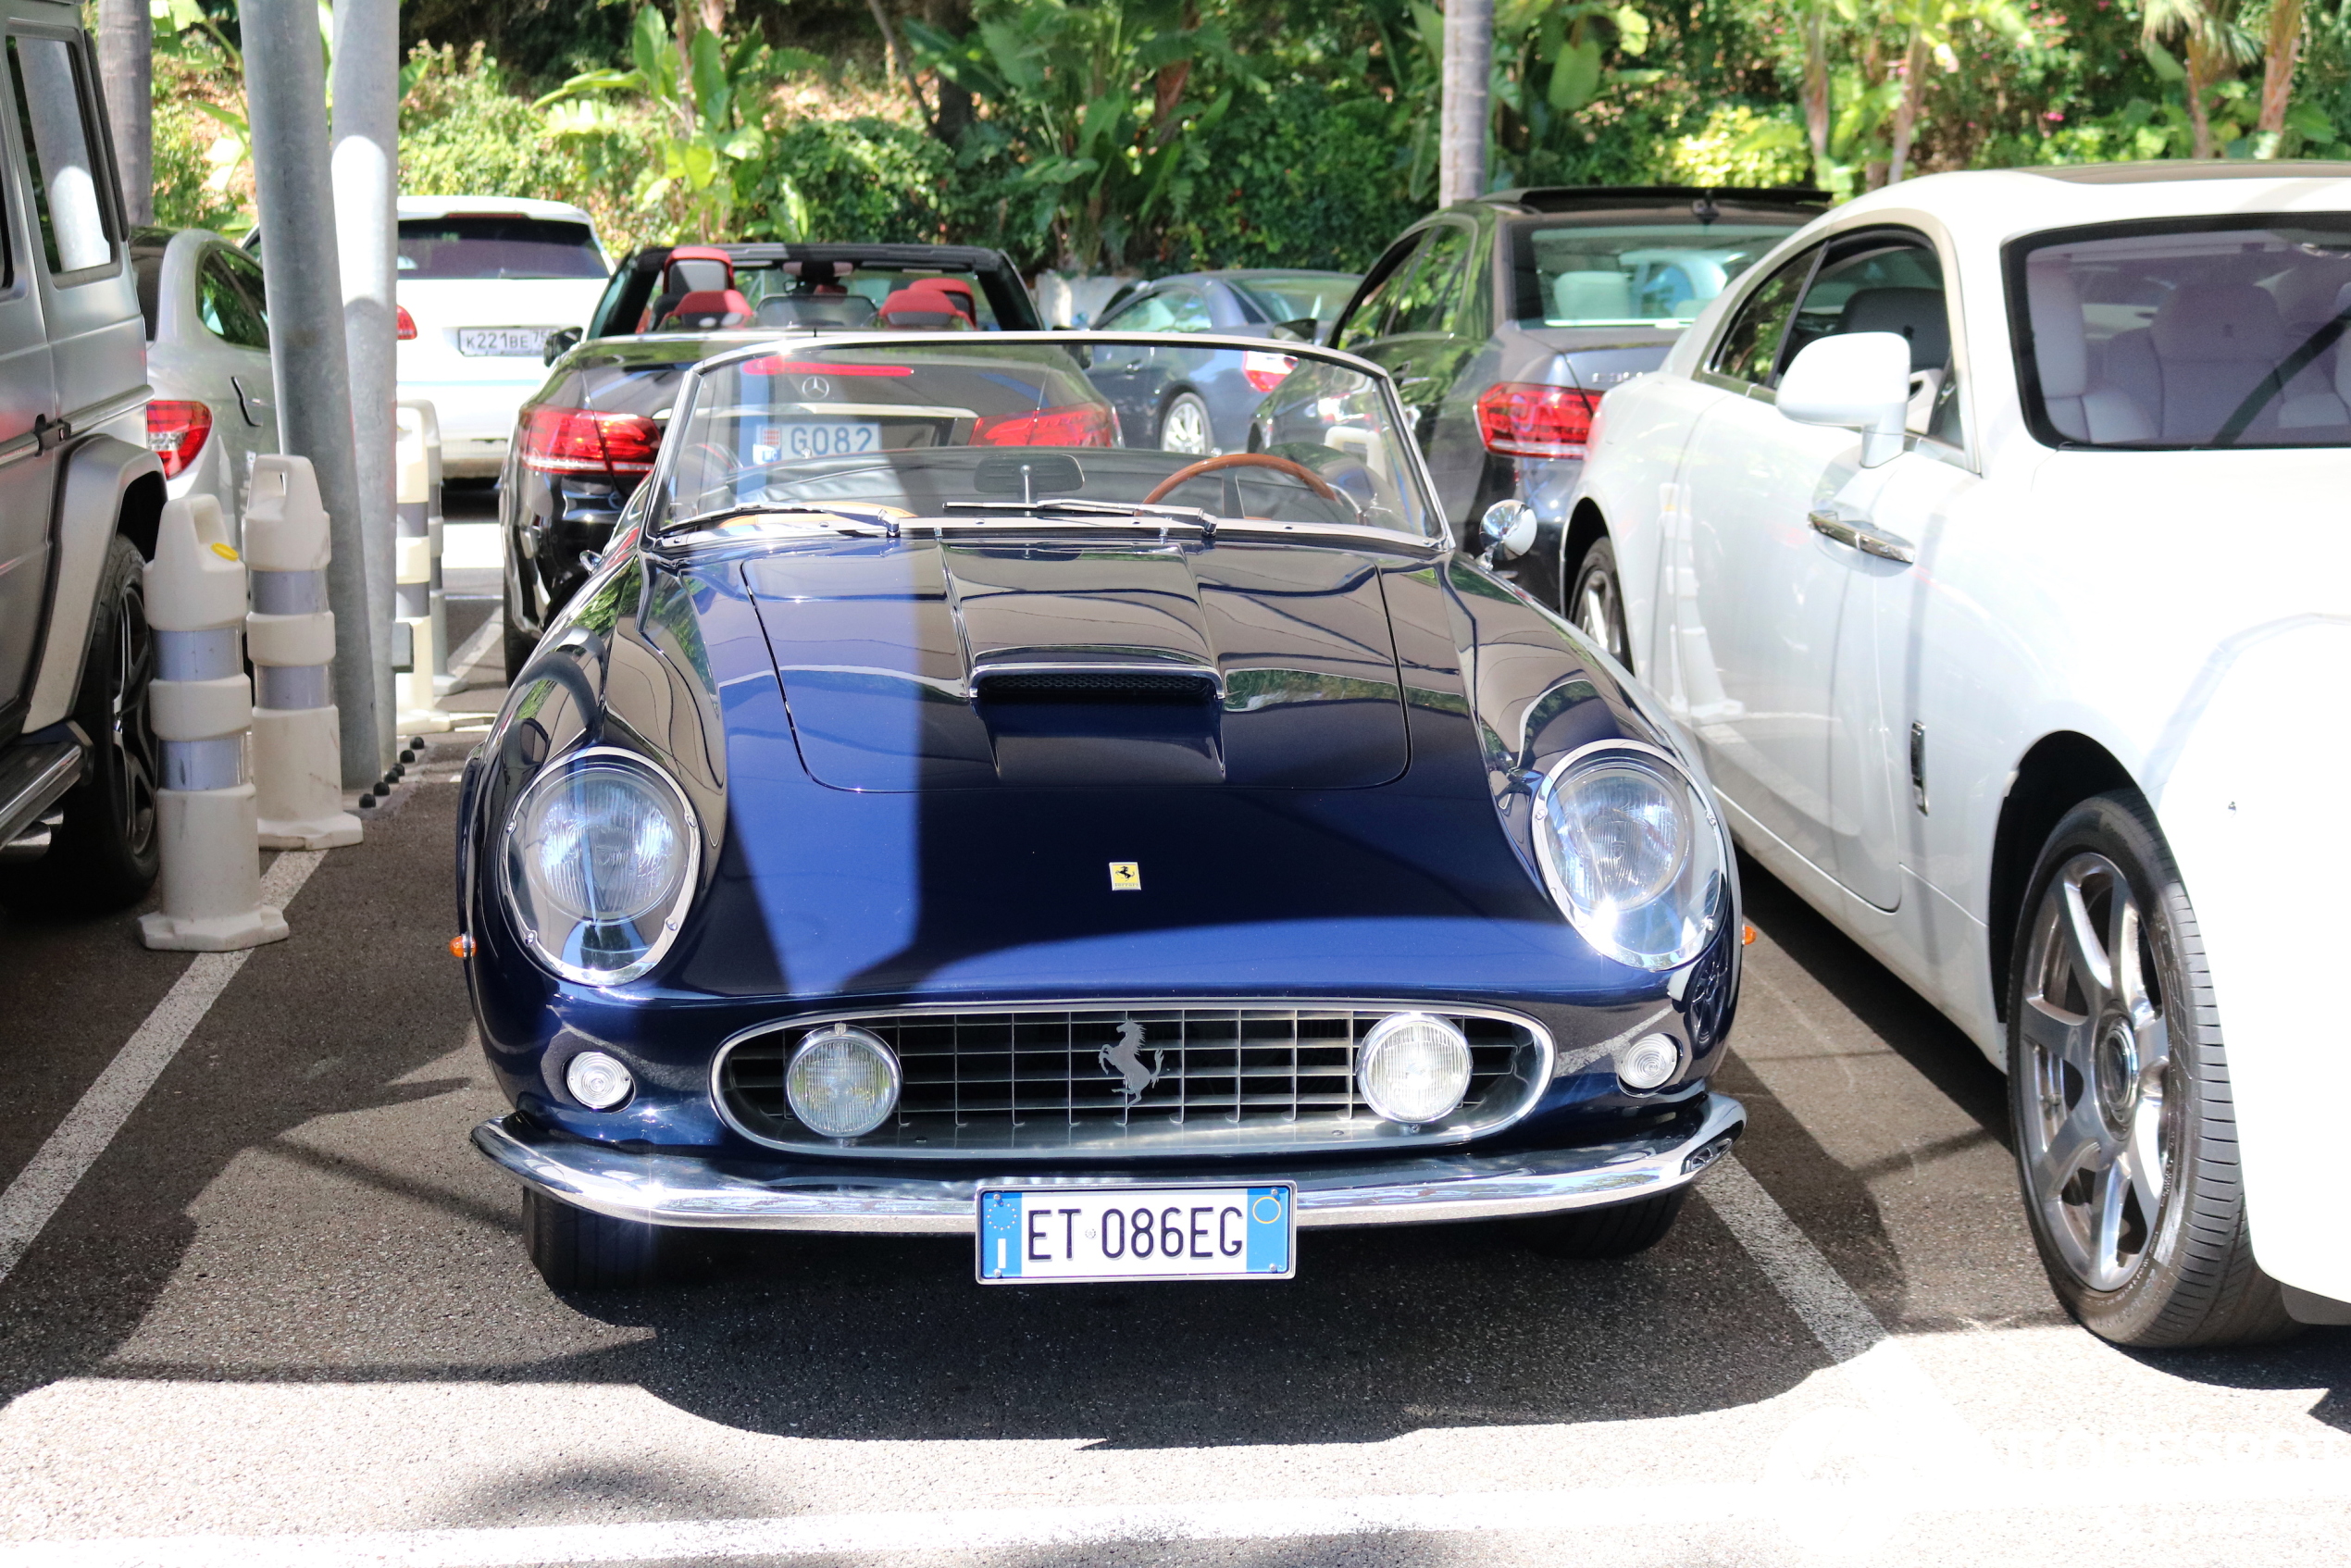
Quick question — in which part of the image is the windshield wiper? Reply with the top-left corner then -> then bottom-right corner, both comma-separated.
666,502 -> 902,535
939,499 -> 1217,531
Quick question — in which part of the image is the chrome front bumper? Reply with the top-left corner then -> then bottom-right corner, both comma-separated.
471,1094 -> 1745,1235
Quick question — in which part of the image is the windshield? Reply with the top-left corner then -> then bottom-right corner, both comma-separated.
397,217 -> 607,280
1511,221 -> 1800,327
2013,216 -> 2351,449
656,337 -> 1437,539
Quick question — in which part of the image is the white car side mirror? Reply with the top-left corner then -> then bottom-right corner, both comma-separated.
1776,331 -> 1911,467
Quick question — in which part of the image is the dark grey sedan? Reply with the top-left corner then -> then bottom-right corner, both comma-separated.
1327,188 -> 1823,640
1087,270 -> 1359,454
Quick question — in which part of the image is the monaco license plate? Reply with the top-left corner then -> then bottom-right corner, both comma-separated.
977,1184 -> 1294,1285
457,327 -> 552,356
754,421 -> 885,462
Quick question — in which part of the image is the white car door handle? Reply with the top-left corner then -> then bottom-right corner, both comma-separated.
1809,508 -> 1915,565
231,375 -> 271,429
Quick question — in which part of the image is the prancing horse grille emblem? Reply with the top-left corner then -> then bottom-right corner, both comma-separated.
1099,1020 -> 1164,1103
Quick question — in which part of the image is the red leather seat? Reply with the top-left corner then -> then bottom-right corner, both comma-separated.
660,289 -> 753,330
878,280 -> 974,330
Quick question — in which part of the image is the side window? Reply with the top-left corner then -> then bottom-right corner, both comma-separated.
222,247 -> 268,334
1785,234 -> 1953,434
1333,234 -> 1422,352
1708,246 -> 1818,388
1388,223 -> 1473,337
1102,291 -> 1176,332
6,35 -> 115,279
197,249 -> 267,350
1160,286 -> 1213,332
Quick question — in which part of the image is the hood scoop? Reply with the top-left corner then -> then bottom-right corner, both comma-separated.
745,538 -> 1408,790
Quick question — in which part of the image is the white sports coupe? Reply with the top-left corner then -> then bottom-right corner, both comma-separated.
1560,160 -> 2351,1346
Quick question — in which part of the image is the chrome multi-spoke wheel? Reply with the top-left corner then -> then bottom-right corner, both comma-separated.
2007,792 -> 2293,1347
2017,851 -> 2175,1292
1158,392 -> 1213,455
1568,538 -> 1631,668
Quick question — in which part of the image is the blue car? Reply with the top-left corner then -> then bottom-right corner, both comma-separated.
457,333 -> 1746,1291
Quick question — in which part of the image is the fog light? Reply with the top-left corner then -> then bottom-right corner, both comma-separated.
1618,1033 -> 1681,1091
566,1050 -> 635,1110
1359,1012 -> 1472,1125
786,1025 -> 901,1139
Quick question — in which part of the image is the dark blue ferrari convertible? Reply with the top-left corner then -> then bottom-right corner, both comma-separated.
457,332 -> 1746,1290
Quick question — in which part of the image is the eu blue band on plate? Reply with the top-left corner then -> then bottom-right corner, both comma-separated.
981,1189 -> 1024,1278
1246,1186 -> 1290,1274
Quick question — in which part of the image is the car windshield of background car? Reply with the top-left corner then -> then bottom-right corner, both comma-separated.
1232,276 -> 1357,331
733,265 -> 1003,330
397,217 -> 608,280
658,339 -> 1437,539
2013,216 -> 2351,449
1514,222 -> 1801,327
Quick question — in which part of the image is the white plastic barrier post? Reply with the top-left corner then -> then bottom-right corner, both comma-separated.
247,455 -> 365,851
138,495 -> 291,952
410,402 -> 454,693
392,403 -> 450,731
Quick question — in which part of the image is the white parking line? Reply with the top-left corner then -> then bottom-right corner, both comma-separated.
6,1459 -> 2351,1566
0,851 -> 324,1288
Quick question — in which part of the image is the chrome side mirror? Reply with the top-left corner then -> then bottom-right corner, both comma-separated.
1479,500 -> 1538,562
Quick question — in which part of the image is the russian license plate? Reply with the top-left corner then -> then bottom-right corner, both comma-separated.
753,421 -> 885,462
457,328 -> 552,356
977,1184 -> 1294,1284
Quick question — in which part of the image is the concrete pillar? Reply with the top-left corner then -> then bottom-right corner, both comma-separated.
243,0 -> 384,786
1438,0 -> 1492,207
95,0 -> 151,224
331,0 -> 401,772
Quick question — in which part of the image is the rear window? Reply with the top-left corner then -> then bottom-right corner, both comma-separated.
398,217 -> 606,280
1232,276 -> 1358,329
1510,220 -> 1804,327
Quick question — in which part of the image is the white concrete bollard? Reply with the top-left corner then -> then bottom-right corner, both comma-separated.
247,455 -> 364,851
393,402 -> 451,730
138,495 -> 291,952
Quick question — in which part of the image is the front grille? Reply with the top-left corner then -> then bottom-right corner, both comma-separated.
715,1002 -> 1550,1160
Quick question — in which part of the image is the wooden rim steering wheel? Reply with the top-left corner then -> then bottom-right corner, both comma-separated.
1143,452 -> 1340,506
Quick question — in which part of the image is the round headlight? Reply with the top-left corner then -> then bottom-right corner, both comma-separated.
1532,742 -> 1726,971
1358,1012 -> 1473,1125
786,1025 -> 902,1139
566,1050 -> 636,1111
502,750 -> 700,986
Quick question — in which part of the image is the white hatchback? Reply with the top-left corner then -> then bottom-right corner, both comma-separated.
1563,161 -> 2351,1347
396,197 -> 611,477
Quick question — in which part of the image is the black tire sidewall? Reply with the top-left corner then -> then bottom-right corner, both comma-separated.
1568,536 -> 1631,670
2005,790 -> 2287,1347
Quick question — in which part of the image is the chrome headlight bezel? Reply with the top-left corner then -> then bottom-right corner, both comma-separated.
497,745 -> 703,988
1529,739 -> 1728,972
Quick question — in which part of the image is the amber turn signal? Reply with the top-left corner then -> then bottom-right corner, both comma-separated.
449,934 -> 475,959
1742,923 -> 1758,947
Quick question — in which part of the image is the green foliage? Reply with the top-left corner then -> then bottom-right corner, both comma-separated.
1163,81 -> 1425,271
402,44 -> 584,205
742,118 -> 959,243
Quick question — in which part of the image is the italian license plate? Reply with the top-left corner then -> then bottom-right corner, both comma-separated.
753,421 -> 885,462
977,1184 -> 1294,1284
457,328 -> 552,356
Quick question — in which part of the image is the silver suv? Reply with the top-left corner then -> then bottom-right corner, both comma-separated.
0,6 -> 166,913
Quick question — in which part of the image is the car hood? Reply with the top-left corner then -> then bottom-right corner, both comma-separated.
741,535 -> 1412,790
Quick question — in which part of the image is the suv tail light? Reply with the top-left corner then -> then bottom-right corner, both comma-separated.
518,406 -> 661,475
1475,381 -> 1599,459
971,404 -> 1116,447
396,305 -> 417,341
1243,350 -> 1297,392
147,400 -> 213,478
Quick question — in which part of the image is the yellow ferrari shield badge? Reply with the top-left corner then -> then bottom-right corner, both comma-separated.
1108,862 -> 1142,891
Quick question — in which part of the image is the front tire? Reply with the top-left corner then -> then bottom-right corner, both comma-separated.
524,1188 -> 665,1292
1521,1188 -> 1686,1258
2008,791 -> 2295,1347
1567,536 -> 1632,670
1,536 -> 159,914
1157,392 -> 1213,455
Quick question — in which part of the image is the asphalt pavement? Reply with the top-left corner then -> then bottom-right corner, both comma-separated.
1,531 -> 2345,1564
